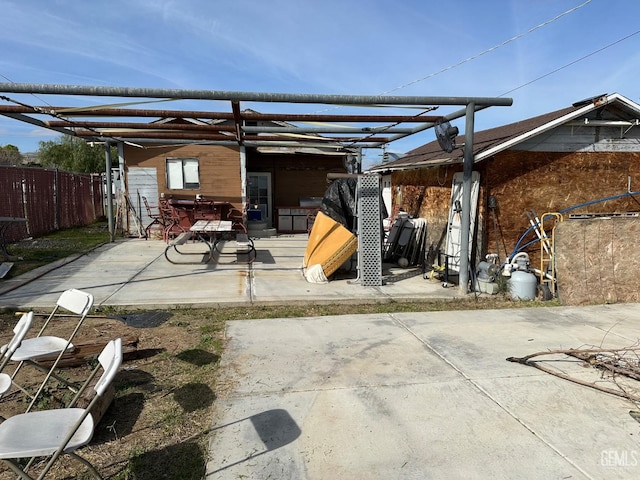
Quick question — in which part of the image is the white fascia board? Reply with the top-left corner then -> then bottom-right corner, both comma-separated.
474,104 -> 596,162
474,93 -> 640,162
368,157 -> 460,173
607,92 -> 640,112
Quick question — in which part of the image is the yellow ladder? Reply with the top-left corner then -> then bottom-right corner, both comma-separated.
539,212 -> 563,297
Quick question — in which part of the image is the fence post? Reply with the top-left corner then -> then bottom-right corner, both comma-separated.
20,172 -> 30,237
54,168 -> 60,230
105,142 -> 115,242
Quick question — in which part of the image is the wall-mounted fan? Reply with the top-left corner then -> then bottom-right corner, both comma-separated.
343,153 -> 359,173
434,119 -> 459,153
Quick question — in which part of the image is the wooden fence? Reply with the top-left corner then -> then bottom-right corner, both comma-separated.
0,165 -> 105,242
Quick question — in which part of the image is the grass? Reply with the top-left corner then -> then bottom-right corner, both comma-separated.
4,221 -> 111,278
0,224 -> 559,479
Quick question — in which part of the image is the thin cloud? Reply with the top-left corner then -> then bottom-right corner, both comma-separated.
1,0 -> 639,153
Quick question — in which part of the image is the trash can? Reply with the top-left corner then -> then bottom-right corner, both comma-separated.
248,209 -> 262,221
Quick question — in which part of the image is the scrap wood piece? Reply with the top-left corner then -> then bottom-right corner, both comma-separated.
507,345 -> 640,403
34,335 -> 139,368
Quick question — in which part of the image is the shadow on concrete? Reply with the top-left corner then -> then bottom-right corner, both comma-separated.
209,408 -> 301,474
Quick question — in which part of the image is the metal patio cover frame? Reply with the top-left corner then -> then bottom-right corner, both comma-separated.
0,83 -> 511,150
0,83 -> 512,294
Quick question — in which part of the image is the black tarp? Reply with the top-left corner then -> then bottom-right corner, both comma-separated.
321,178 -> 358,233
320,177 -> 388,234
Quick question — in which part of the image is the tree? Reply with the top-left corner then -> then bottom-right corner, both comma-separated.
37,135 -> 113,173
0,144 -> 24,166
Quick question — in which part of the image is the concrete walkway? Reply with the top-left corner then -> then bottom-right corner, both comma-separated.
1,235 -> 639,478
0,235 -> 459,309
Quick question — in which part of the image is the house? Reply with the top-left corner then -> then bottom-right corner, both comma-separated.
369,93 -> 640,304
123,114 -> 350,234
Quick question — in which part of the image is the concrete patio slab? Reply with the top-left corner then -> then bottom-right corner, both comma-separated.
207,307 -> 640,479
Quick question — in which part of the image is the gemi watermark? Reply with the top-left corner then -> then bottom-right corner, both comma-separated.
601,449 -> 639,468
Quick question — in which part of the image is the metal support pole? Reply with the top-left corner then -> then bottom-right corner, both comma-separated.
239,145 -> 248,219
104,142 -> 115,242
117,142 -> 125,192
458,102 -> 475,295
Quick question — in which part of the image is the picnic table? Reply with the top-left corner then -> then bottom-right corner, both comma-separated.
164,220 -> 256,264
0,217 -> 27,261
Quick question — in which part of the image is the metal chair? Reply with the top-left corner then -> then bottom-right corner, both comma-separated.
227,207 -> 247,234
194,198 -> 219,221
0,338 -> 122,480
2,289 -> 94,412
160,200 -> 189,243
0,311 -> 34,398
142,196 -> 166,239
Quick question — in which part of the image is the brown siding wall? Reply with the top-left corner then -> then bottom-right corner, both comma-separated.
393,166 -> 464,265
247,153 -> 345,207
392,151 -> 640,274
484,151 -> 640,267
124,144 -> 242,207
555,218 -> 640,305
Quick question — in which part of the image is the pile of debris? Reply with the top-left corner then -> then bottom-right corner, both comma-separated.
507,342 -> 640,404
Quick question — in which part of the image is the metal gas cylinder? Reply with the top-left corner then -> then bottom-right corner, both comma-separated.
509,270 -> 537,300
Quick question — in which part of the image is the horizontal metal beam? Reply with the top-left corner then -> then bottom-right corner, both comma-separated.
73,129 -> 389,143
0,83 -> 513,107
45,120 -> 412,138
46,120 -> 234,132
114,138 -> 363,149
0,112 -> 100,141
0,104 -> 443,123
242,125 -> 417,134
240,112 -> 443,123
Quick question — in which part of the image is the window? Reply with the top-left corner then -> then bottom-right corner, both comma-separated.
166,157 -> 200,190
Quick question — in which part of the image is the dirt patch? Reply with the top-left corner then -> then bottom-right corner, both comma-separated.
0,309 -> 225,480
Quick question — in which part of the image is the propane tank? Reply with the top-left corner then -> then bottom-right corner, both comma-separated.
509,270 -> 537,300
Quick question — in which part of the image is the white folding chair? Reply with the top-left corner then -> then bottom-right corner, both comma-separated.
0,311 -> 34,398
2,289 -> 94,412
0,337 -> 122,480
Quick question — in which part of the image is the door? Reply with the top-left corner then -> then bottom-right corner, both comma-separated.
247,172 -> 272,227
127,167 -> 159,228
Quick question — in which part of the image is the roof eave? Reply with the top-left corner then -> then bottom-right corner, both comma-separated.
368,156 -> 461,173
473,105 -> 593,162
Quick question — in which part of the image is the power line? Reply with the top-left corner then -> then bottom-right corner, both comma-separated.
499,29 -> 640,97
381,0 -> 593,96
0,73 -> 54,109
313,0 -> 592,121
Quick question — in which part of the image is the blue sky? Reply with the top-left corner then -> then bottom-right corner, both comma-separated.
1,0 -> 639,166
